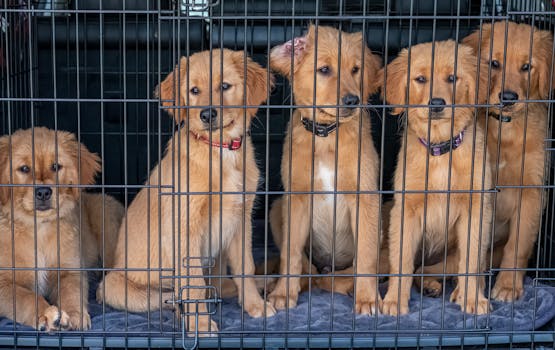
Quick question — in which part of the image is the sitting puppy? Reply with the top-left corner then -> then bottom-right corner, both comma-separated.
0,127 -> 123,331
98,49 -> 274,335
418,21 -> 554,302
268,25 -> 384,314
381,41 -> 493,315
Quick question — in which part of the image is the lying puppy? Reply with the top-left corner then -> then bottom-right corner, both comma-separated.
0,127 -> 123,331
268,25 -> 385,314
99,49 -> 274,335
418,21 -> 554,302
381,40 -> 493,315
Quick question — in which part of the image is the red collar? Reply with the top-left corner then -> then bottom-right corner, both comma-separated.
190,131 -> 243,151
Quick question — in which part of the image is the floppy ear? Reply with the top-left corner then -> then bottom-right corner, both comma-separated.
155,56 -> 188,119
533,28 -> 555,99
62,132 -> 101,198
349,31 -> 383,98
457,44 -> 488,105
232,51 -> 275,114
269,25 -> 312,78
462,23 -> 492,55
0,135 -> 10,205
381,49 -> 409,115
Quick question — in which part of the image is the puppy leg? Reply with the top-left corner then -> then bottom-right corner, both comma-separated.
227,216 -> 276,318
49,271 -> 90,330
0,278 -> 68,331
352,193 -> 382,315
414,250 -> 459,297
268,195 -> 310,310
451,200 -> 490,315
492,189 -> 541,301
382,204 -> 421,316
178,233 -> 218,336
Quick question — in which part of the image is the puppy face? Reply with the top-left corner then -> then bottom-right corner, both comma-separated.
270,25 -> 382,124
381,41 -> 483,139
0,127 -> 100,222
462,21 -> 554,116
157,49 -> 272,141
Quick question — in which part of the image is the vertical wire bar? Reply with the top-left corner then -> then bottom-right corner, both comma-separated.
145,0 -> 153,335
393,1 -> 415,345
156,0 -> 164,334
241,0 -> 249,343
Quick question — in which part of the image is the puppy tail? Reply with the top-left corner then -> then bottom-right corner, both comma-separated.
97,271 -> 172,312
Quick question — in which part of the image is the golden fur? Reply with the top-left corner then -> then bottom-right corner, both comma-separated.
418,22 -> 553,302
380,41 -> 493,315
98,49 -> 275,335
268,25 -> 385,314
0,127 -> 123,331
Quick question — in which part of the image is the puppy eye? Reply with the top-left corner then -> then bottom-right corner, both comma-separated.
490,60 -> 500,69
447,74 -> 457,83
221,82 -> 232,91
190,87 -> 200,95
18,165 -> 30,174
51,163 -> 62,172
318,66 -> 331,75
415,75 -> 427,84
521,63 -> 531,72
352,66 -> 360,74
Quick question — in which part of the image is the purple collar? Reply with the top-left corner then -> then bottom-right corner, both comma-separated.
418,129 -> 465,156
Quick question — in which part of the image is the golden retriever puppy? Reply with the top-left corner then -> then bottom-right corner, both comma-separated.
381,40 -> 493,315
418,22 -> 554,302
0,127 -> 122,331
98,49 -> 274,335
268,25 -> 384,315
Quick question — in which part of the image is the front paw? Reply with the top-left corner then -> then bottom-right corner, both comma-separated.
186,315 -> 218,337
381,293 -> 409,316
244,297 -> 276,318
67,310 -> 91,330
38,306 -> 70,332
491,272 -> 524,302
267,278 -> 299,310
450,287 -> 490,315
355,293 -> 382,315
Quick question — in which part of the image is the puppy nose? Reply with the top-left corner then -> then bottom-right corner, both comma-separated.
199,109 -> 217,123
342,94 -> 360,108
35,187 -> 52,201
429,98 -> 446,113
499,90 -> 518,106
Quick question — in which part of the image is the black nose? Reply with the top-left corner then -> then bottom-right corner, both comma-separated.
499,90 -> 518,106
429,98 -> 446,113
342,94 -> 360,108
35,187 -> 52,201
199,108 -> 218,123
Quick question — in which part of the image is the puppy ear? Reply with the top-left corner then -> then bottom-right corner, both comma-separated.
462,23 -> 492,55
363,49 -> 383,98
533,28 -> 555,99
0,135 -> 10,205
457,43 -> 488,105
155,56 -> 188,119
381,49 -> 409,115
269,26 -> 312,78
232,51 -> 275,114
62,132 -> 101,198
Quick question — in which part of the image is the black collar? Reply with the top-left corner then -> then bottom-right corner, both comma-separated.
488,111 -> 512,123
301,117 -> 337,137
418,129 -> 466,156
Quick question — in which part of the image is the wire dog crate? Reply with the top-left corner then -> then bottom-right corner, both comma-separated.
1,0 -> 555,348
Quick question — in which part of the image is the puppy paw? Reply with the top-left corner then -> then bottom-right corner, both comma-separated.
355,294 -> 382,315
267,279 -> 299,310
186,316 -> 218,337
67,310 -> 91,330
451,287 -> 490,315
244,298 -> 276,318
381,294 -> 409,316
491,273 -> 524,302
422,278 -> 443,297
38,306 -> 70,332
